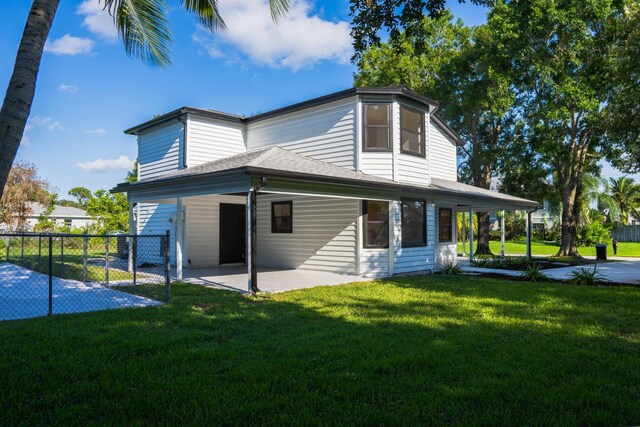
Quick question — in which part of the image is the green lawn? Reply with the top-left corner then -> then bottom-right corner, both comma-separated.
458,240 -> 640,257
1,277 -> 639,424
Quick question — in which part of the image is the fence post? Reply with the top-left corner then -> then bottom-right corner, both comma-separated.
105,236 -> 110,288
164,230 -> 171,302
133,235 -> 137,286
48,235 -> 53,316
5,236 -> 9,261
38,236 -> 42,266
83,235 -> 88,283
21,235 -> 24,260
60,236 -> 64,279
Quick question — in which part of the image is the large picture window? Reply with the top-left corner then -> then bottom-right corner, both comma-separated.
363,104 -> 391,151
402,199 -> 426,247
272,201 -> 293,233
400,106 -> 425,157
363,200 -> 389,248
439,208 -> 453,242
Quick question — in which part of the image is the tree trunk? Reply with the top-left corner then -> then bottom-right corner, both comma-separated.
474,211 -> 493,255
558,198 -> 579,256
0,0 -> 59,199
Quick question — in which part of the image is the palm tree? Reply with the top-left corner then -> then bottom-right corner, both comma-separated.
609,176 -> 640,224
0,0 -> 289,199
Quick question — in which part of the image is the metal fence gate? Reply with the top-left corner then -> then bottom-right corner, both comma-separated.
0,231 -> 171,321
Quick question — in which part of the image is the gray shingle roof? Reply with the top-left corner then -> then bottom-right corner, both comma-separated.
429,178 -> 539,207
28,202 -> 89,218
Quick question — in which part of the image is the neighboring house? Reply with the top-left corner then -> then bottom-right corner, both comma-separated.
112,85 -> 537,284
25,203 -> 93,230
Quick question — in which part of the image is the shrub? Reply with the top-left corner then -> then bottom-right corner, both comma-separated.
566,265 -> 606,286
520,263 -> 548,282
577,220 -> 611,247
441,261 -> 462,275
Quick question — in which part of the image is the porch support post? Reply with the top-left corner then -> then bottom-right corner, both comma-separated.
128,201 -> 134,273
247,188 -> 258,294
500,210 -> 505,257
526,210 -> 532,259
461,211 -> 466,257
388,201 -> 394,277
176,197 -> 183,280
469,206 -> 474,261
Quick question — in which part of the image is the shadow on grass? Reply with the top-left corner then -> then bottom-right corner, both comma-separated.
1,276 -> 639,425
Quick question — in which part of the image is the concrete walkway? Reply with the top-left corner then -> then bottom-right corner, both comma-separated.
177,265 -> 372,293
458,258 -> 640,285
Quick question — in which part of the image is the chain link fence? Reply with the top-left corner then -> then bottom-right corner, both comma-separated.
0,232 -> 171,321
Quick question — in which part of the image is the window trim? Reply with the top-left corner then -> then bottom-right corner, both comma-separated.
399,105 -> 426,158
362,200 -> 389,249
439,207 -> 453,243
362,103 -> 392,153
401,198 -> 427,248
271,201 -> 293,233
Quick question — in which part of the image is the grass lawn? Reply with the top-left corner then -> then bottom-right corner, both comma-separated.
1,277 -> 640,425
458,240 -> 640,257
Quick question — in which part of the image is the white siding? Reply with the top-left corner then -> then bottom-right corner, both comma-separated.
429,122 -> 457,181
136,203 -> 177,265
247,97 -> 357,170
138,121 -> 183,179
361,249 -> 388,277
186,116 -> 245,166
393,202 -> 436,274
360,152 -> 393,179
256,195 -> 358,273
184,195 -> 245,267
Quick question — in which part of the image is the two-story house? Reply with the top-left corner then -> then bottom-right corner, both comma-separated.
112,86 -> 538,291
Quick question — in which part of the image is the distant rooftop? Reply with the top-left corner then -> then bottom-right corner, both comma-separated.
27,203 -> 90,218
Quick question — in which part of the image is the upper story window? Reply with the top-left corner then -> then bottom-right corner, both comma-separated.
363,104 -> 391,152
400,106 -> 425,157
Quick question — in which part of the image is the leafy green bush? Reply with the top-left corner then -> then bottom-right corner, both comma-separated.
520,263 -> 548,282
567,265 -> 606,286
577,220 -> 611,246
441,261 -> 462,275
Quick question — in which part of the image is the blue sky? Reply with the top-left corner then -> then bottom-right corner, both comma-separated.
0,1 -> 629,200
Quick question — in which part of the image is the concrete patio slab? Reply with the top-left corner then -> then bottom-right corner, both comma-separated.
177,265 -> 372,293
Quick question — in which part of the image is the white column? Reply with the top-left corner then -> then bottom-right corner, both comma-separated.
388,201 -> 394,277
526,210 -> 532,259
128,201 -> 134,273
469,206 -> 474,261
247,189 -> 257,293
500,210 -> 505,257
176,197 -> 183,280
461,211 -> 467,257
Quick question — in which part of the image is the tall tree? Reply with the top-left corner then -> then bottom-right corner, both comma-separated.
0,0 -> 290,200
68,187 -> 92,209
608,176 -> 640,225
355,12 -> 515,254
489,0 -> 620,256
0,161 -> 51,231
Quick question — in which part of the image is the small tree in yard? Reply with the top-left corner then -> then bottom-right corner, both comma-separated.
0,162 -> 51,231
86,190 -> 129,234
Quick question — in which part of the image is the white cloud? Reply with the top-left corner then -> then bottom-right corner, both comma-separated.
21,116 -> 63,146
77,156 -> 134,172
192,0 -> 353,70
58,83 -> 79,94
77,0 -> 118,40
44,34 -> 95,55
83,128 -> 107,135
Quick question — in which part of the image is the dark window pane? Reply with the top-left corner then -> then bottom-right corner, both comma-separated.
364,104 -> 390,151
401,129 -> 421,154
363,200 -> 389,248
402,199 -> 426,246
439,208 -> 452,242
272,201 -> 293,233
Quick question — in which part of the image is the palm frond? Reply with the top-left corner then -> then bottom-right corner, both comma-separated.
180,0 -> 226,31
268,0 -> 290,23
104,0 -> 172,67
